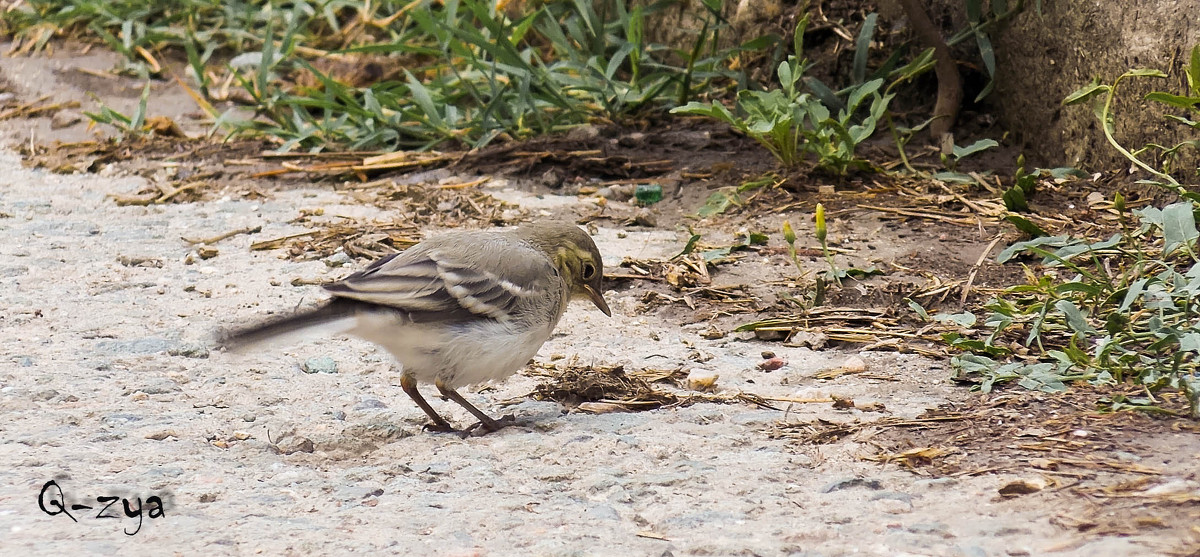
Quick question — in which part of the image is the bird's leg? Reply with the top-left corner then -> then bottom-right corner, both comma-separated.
400,374 -> 455,432
434,379 -> 514,435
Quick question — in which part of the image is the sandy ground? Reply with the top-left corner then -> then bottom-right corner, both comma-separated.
1,142 -> 1194,556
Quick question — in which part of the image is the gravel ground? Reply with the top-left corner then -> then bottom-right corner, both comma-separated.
0,148 -> 1188,556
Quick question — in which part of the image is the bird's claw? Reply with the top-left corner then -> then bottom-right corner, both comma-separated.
460,414 -> 517,437
422,422 -> 458,434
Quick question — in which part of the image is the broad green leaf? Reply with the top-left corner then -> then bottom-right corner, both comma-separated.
1054,299 -> 1095,334
1179,332 -> 1200,353
697,190 -> 734,217
1043,167 -> 1086,180
671,101 -> 737,125
1047,234 -> 1121,263
1161,201 -> 1199,255
932,171 -> 976,184
846,79 -> 883,113
1145,92 -> 1200,111
906,298 -> 930,321
933,311 -> 978,327
997,235 -> 1071,263
1005,215 -> 1047,237
953,138 -> 999,159
1063,82 -> 1109,105
1054,281 -> 1102,297
1119,278 -> 1149,312
1002,186 -> 1028,211
802,77 -> 842,112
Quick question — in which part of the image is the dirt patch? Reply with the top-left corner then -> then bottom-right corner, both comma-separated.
777,386 -> 1200,550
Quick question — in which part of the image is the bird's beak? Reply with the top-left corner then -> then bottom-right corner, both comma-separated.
583,284 -> 612,316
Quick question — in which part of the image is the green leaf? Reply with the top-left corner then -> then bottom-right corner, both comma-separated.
933,311 -> 978,327
953,138 -> 999,159
1047,234 -> 1121,262
1063,82 -> 1109,105
1004,215 -> 1046,238
404,70 -> 445,129
1161,201 -> 1199,255
840,266 -> 884,279
972,31 -> 996,102
697,190 -> 735,217
1002,186 -> 1029,211
1165,115 -> 1200,129
1189,44 -> 1200,95
802,76 -> 842,112
846,79 -> 883,113
932,171 -> 977,184
852,13 -> 877,85
1179,332 -> 1200,353
1145,92 -> 1200,111
674,233 -> 702,259
792,14 -> 809,61
906,298 -> 930,321
1043,167 -> 1086,180
1118,278 -> 1147,312
1124,68 -> 1168,78
1054,299 -> 1095,334
997,235 -> 1071,263
671,101 -> 738,126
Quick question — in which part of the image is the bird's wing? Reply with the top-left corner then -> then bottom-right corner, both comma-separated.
322,234 -> 557,323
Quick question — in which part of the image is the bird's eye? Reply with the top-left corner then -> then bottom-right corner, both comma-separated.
582,262 -> 596,280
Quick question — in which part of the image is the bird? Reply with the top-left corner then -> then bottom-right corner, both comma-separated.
220,222 -> 611,435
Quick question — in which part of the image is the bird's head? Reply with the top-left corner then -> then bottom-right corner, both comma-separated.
519,223 -> 611,316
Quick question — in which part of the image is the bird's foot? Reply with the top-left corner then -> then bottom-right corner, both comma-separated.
460,414 -> 517,438
422,422 -> 459,434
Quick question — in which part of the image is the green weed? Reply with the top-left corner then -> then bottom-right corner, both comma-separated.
672,15 -> 895,174
942,45 -> 1200,417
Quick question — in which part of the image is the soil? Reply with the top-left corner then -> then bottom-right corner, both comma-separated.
1,44 -> 1198,556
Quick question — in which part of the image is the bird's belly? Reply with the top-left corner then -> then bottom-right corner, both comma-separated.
349,313 -> 551,388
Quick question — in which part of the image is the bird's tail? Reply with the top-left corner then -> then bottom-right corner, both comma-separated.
218,299 -> 365,353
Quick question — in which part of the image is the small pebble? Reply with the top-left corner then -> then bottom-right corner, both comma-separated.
273,437 -> 315,455
631,208 -> 657,227
757,357 -> 786,371
301,356 -> 338,374
324,251 -> 353,268
841,355 -> 868,373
